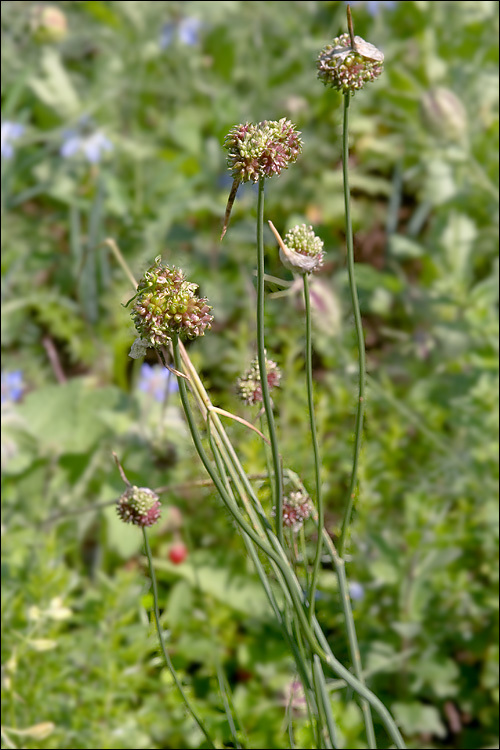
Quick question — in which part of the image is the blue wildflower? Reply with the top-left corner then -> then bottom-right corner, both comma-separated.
60,122 -> 113,164
160,17 -> 202,49
1,122 -> 25,159
1,371 -> 24,404
348,1 -> 396,15
137,363 -> 178,402
349,581 -> 365,601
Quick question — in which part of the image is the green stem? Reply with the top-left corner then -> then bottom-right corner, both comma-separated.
303,272 -> 324,623
172,336 -> 405,748
339,93 -> 367,557
256,177 -> 284,545
321,529 -> 376,748
141,528 -> 215,749
172,335 -> 324,661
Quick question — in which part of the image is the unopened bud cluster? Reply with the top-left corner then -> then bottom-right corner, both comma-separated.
117,486 -> 161,528
131,257 -> 213,348
281,224 -> 324,274
317,34 -> 383,95
224,119 -> 302,183
281,490 -> 313,532
237,356 -> 281,406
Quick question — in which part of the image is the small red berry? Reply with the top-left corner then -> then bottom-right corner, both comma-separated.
168,542 -> 188,565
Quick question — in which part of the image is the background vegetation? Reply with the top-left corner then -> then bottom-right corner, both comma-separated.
1,1 -> 498,748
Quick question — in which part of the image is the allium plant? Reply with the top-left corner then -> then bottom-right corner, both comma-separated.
113,6 -> 405,749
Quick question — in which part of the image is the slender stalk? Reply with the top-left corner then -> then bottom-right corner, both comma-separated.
172,335 -> 325,661
303,272 -> 324,623
339,93 -> 367,556
313,655 -> 338,749
141,528 -> 215,749
172,336 -> 406,749
321,528 -> 376,748
256,177 -> 284,545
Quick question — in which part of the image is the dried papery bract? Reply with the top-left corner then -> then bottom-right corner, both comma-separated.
221,118 -> 302,239
269,221 -> 325,274
317,33 -> 384,95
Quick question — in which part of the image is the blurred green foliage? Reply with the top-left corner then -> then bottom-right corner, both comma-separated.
1,1 -> 498,748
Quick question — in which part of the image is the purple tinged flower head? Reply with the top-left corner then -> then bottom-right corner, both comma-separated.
279,490 -> 313,532
236,354 -> 281,406
1,122 -> 25,159
221,119 -> 302,239
280,680 -> 307,715
1,371 -> 24,404
116,486 -> 161,528
317,33 -> 384,95
131,257 -> 213,348
137,363 -> 179,402
224,119 -> 302,185
160,17 -> 201,49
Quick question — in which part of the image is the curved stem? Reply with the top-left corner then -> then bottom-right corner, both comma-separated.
256,177 -> 284,545
141,528 -> 215,749
303,272 -> 324,624
339,93 -> 367,556
172,335 -> 324,661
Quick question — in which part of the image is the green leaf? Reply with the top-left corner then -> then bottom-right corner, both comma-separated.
17,379 -> 125,455
28,48 -> 80,118
392,701 -> 447,738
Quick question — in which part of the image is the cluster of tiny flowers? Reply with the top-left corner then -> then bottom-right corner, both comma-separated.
131,257 -> 213,348
317,34 -> 383,95
116,486 -> 161,528
237,356 -> 281,406
224,119 -> 302,183
281,224 -> 325,273
281,490 -> 313,532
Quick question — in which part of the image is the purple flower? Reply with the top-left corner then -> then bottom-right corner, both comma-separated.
1,371 -> 24,404
349,581 -> 365,601
348,1 -> 396,15
160,17 -> 202,49
1,122 -> 25,159
60,126 -> 113,164
137,363 -> 178,402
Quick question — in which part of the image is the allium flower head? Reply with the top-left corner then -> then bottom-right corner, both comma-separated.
224,118 -> 302,184
131,257 -> 213,348
281,490 -> 313,532
117,486 -> 161,527
280,224 -> 325,274
237,355 -> 281,406
317,33 -> 384,95
221,119 -> 302,239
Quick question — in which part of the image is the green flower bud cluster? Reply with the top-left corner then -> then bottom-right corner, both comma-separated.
237,355 -> 281,406
224,118 -> 302,183
131,257 -> 213,348
117,486 -> 161,528
281,224 -> 325,273
317,34 -> 383,95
